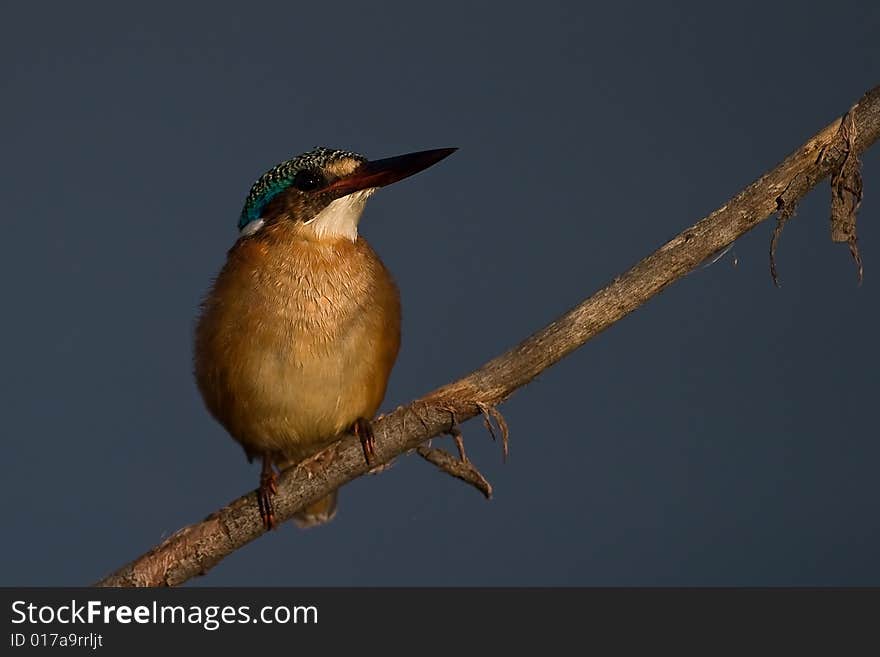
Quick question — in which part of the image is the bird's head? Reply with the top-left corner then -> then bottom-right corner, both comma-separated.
238,146 -> 456,241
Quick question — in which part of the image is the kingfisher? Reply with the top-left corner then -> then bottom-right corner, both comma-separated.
194,146 -> 456,529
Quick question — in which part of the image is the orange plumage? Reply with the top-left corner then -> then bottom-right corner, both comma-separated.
195,222 -> 400,525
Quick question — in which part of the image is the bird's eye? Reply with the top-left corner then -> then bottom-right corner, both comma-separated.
292,170 -> 324,191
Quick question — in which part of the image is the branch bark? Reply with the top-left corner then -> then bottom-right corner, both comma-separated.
96,85 -> 880,587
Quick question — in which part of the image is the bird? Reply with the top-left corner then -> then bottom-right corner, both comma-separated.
194,145 -> 456,529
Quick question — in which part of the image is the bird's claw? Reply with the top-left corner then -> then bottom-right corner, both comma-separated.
258,458 -> 279,531
353,417 -> 376,466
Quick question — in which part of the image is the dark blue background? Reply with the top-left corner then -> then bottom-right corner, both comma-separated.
2,1 -> 878,585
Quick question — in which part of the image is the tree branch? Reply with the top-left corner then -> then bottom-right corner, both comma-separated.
96,85 -> 880,587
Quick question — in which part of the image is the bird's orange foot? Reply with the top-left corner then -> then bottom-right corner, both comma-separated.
352,417 -> 376,466
257,457 -> 279,531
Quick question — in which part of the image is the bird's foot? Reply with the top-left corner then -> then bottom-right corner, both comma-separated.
352,417 -> 376,466
257,457 -> 279,531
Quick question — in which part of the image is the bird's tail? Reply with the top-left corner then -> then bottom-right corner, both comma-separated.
292,491 -> 338,528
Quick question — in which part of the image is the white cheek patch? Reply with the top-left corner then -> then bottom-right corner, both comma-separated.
239,218 -> 265,236
305,188 -> 376,241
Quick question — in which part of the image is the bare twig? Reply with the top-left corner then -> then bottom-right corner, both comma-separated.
476,401 -> 510,461
95,85 -> 880,587
450,426 -> 467,461
417,445 -> 493,499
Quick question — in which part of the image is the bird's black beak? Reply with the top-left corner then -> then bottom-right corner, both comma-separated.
325,148 -> 457,196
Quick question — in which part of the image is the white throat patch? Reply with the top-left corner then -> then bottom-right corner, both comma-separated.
239,218 -> 265,236
305,188 -> 376,241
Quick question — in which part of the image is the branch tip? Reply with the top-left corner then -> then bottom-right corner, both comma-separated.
417,444 -> 493,499
830,110 -> 865,284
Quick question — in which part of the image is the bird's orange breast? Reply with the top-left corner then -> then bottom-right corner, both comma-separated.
194,222 -> 401,464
